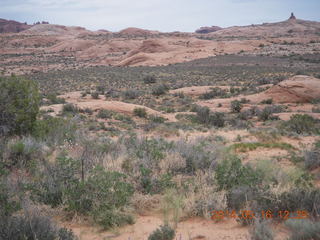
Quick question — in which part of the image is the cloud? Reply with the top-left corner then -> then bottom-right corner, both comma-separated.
0,0 -> 319,32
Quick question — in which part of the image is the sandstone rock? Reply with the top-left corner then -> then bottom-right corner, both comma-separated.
195,26 -> 222,34
289,12 -> 296,20
0,18 -> 31,33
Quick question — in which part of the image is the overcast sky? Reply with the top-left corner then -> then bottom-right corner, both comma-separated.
1,0 -> 319,32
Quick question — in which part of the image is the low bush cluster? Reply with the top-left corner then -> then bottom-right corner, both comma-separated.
33,156 -> 134,229
195,106 -> 225,127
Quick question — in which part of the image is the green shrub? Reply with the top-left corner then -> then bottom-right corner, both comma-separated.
199,87 -> 227,100
176,140 -> 220,174
6,137 -> 45,167
312,107 -> 320,113
215,155 -> 263,191
230,100 -> 243,113
62,103 -> 79,114
148,224 -> 175,240
304,150 -> 320,170
122,89 -> 141,99
46,93 -> 65,104
284,114 -> 318,134
0,76 -> 40,135
34,157 -> 134,229
260,99 -> 273,104
152,84 -> 169,96
32,116 -> 77,145
96,85 -> 106,94
0,181 -> 20,217
33,156 -> 79,208
97,109 -> 113,119
0,213 -> 77,240
285,219 -> 320,240
133,107 -> 148,118
231,142 -> 294,152
143,75 -> 156,84
149,115 -> 166,123
250,220 -> 274,240
195,106 -> 225,127
84,167 -> 134,229
91,91 -> 100,99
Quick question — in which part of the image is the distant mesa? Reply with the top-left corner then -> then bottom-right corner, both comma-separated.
289,12 -> 296,20
195,26 -> 222,34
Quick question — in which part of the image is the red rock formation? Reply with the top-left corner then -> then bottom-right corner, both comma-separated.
195,26 -> 222,34
289,12 -> 296,20
0,18 -> 31,33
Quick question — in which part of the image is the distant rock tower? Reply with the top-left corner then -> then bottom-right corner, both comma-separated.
289,12 -> 296,20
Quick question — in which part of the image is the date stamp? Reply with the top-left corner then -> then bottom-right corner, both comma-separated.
211,210 -> 309,220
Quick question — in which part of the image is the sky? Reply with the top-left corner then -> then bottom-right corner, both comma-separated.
1,0 -> 319,32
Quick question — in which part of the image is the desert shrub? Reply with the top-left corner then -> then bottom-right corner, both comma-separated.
175,139 -> 220,174
250,129 -> 281,143
80,107 -> 93,115
195,106 -> 225,127
149,115 -> 166,123
33,156 -> 79,208
32,116 -> 77,145
229,118 -> 252,129
230,100 -> 243,113
148,224 -> 175,240
122,89 -> 141,99
83,167 -> 134,229
97,109 -> 113,119
250,220 -> 274,240
92,208 -> 134,230
199,87 -> 227,100
283,114 -> 318,134
239,110 -> 254,120
258,108 -> 273,121
105,89 -> 121,98
143,75 -> 156,84
0,212 -> 77,240
285,219 -> 320,240
257,106 -> 283,121
133,107 -> 148,118
208,112 -> 225,128
5,137 -> 45,167
62,103 -> 79,114
91,91 -> 100,99
34,156 -> 134,229
127,137 -> 171,169
0,179 -> 20,218
227,185 -> 254,211
138,166 -> 175,194
96,85 -> 106,94
152,84 -> 169,96
46,93 -> 65,105
240,98 -> 250,103
215,155 -> 263,191
275,189 -> 320,218
0,76 -> 40,136
231,142 -> 294,152
260,98 -> 273,104
312,107 -> 320,113
304,150 -> 320,170
257,78 -> 271,85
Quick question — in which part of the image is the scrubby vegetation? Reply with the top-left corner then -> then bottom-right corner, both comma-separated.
1,52 -> 320,239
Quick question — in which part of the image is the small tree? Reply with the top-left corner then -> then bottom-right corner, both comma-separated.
0,76 -> 40,135
230,100 -> 243,113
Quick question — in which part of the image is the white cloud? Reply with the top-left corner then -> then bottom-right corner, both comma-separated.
1,0 -> 319,32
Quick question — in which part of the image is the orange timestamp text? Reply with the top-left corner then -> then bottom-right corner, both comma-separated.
211,210 -> 309,220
